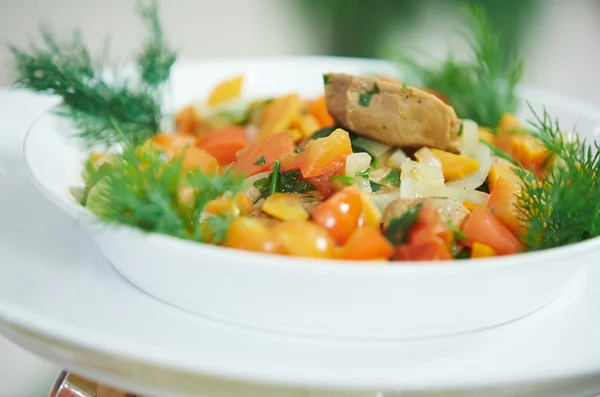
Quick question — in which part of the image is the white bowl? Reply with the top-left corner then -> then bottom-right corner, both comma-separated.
22,57 -> 600,340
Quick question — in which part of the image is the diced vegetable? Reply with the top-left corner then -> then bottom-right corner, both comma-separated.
445,143 -> 492,190
428,148 -> 480,180
182,146 -> 219,173
196,126 -> 248,166
345,152 -> 371,177
462,200 -> 481,212
350,136 -> 391,158
358,190 -> 382,227
307,96 -> 334,127
149,133 -> 196,157
207,75 -> 243,106
272,221 -> 335,258
292,114 -> 321,139
486,176 -> 523,234
262,193 -> 309,222
304,160 -> 345,198
386,148 -> 408,169
414,147 -> 442,168
494,113 -> 522,156
204,198 -> 241,217
343,226 -> 394,260
462,207 -> 522,255
224,217 -> 285,254
511,135 -> 552,170
478,127 -> 495,144
488,160 -> 522,191
175,106 -> 208,135
280,128 -> 352,178
311,186 -> 364,244
400,158 -> 445,199
257,94 -> 301,139
234,132 -> 295,177
234,192 -> 254,214
471,242 -> 496,258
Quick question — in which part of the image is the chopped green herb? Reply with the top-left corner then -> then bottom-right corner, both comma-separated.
254,155 -> 266,165
457,123 -> 464,137
269,160 -> 281,196
386,203 -> 424,246
80,162 -> 111,206
294,147 -> 305,153
446,221 -> 467,241
453,244 -> 471,259
359,83 -> 380,107
331,175 -> 355,186
402,82 -> 408,89
349,134 -> 380,168
355,168 -> 371,179
254,167 -> 316,199
383,168 -> 401,187
323,73 -> 331,85
476,179 -> 490,193
480,139 -> 519,166
310,126 -> 337,140
369,180 -> 384,192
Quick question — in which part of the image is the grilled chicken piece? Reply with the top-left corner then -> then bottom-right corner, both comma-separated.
382,198 -> 469,230
325,73 -> 461,152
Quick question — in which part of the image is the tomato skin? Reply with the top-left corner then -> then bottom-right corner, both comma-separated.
343,226 -> 394,260
304,160 -> 345,199
196,126 -> 248,166
272,221 -> 335,258
224,218 -> 285,254
462,206 -> 523,255
311,186 -> 364,245
234,132 -> 295,177
394,204 -> 453,261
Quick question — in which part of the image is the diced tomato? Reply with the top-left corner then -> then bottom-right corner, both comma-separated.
486,176 -> 523,235
311,186 -> 364,245
233,132 -> 295,177
462,207 -> 523,255
196,126 -> 248,166
304,160 -> 345,198
280,128 -> 352,178
343,226 -> 394,260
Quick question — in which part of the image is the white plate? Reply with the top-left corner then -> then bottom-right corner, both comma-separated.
3,87 -> 600,397
20,57 -> 600,340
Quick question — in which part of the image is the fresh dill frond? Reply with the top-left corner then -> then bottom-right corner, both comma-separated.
391,5 -> 523,128
515,106 -> 600,250
85,147 -> 244,244
9,0 -> 175,148
136,0 -> 177,88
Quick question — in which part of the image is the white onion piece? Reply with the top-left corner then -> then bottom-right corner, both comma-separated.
445,143 -> 492,190
415,147 -> 442,167
460,119 -> 480,156
369,190 -> 402,212
345,152 -> 372,177
386,149 -> 408,170
400,158 -> 445,199
243,171 -> 271,202
352,136 -> 391,157
443,187 -> 489,205
354,177 -> 372,193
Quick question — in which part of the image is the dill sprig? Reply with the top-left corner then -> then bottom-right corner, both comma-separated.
85,147 -> 244,243
9,0 -> 175,148
515,106 -> 600,250
391,5 -> 523,128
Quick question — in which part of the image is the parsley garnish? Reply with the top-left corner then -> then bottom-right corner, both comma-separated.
385,203 -> 424,246
254,155 -> 266,165
402,82 -> 408,89
254,166 -> 316,199
323,74 -> 331,85
331,175 -> 355,185
383,168 -> 401,187
355,168 -> 370,179
446,221 -> 467,242
369,180 -> 384,192
358,83 -> 380,107
457,123 -> 464,137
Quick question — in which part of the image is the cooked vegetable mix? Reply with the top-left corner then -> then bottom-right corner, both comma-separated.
11,2 -> 600,262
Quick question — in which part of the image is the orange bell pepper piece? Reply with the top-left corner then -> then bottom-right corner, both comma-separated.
343,226 -> 394,260
486,176 -> 524,235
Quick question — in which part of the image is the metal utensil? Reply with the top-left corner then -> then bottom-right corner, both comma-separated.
48,371 -> 136,397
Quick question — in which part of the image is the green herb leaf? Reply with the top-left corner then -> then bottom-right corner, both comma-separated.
80,161 -> 111,206
392,5 -> 523,128
386,203 -> 424,246
359,83 -> 380,107
457,123 -> 464,137
383,168 -> 401,187
369,179 -> 384,192
294,147 -> 305,153
255,167 -> 316,199
310,126 -> 337,140
323,73 -> 331,85
269,160 -> 281,196
355,168 -> 371,179
254,155 -> 266,165
402,82 -> 408,89
446,221 -> 467,242
331,175 -> 355,186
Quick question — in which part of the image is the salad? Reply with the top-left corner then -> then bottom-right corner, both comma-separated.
10,2 -> 600,262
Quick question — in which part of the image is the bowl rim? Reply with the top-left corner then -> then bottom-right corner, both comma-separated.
22,55 -> 600,275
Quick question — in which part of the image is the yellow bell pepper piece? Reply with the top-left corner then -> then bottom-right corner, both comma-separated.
428,148 -> 480,180
358,190 -> 382,227
204,198 -> 241,217
262,193 -> 309,222
478,127 -> 495,145
462,200 -> 481,213
471,242 -> 496,258
292,113 -> 321,138
487,160 -> 522,192
258,94 -> 301,139
207,75 -> 244,106
288,128 -> 304,143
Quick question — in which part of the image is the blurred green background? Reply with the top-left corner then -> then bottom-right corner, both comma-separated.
292,0 -> 539,58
